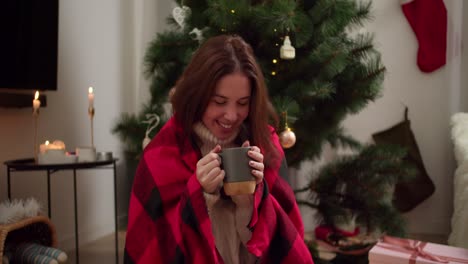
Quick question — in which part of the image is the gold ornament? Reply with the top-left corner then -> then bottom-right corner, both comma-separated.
280,127 -> 296,148
280,36 -> 295,60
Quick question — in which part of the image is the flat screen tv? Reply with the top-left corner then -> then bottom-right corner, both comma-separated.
0,0 -> 59,91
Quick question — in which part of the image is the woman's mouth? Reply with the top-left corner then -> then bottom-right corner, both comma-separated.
218,121 -> 232,129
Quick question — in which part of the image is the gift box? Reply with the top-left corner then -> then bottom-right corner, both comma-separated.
369,236 -> 468,264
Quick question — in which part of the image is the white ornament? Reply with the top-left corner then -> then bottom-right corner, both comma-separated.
190,27 -> 203,43
280,36 -> 295,60
142,113 -> 160,149
172,5 -> 191,29
142,136 -> 152,149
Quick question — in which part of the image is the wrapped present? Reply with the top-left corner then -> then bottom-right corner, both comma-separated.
369,236 -> 468,264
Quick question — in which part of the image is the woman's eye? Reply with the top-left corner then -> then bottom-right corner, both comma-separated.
214,100 -> 226,105
238,100 -> 249,106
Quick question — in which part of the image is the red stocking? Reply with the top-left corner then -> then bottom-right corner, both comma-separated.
401,0 -> 447,73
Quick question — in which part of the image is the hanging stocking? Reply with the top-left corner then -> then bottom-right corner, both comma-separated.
401,0 -> 447,73
372,107 -> 435,212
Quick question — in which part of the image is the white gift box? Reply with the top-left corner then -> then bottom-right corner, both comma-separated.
76,146 -> 96,162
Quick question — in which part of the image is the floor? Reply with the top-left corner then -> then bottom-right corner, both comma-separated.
66,231 -> 126,264
65,231 -> 448,264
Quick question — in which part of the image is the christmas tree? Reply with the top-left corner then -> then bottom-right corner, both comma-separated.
113,0 -> 415,261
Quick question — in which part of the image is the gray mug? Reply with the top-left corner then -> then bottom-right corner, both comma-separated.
219,147 -> 256,195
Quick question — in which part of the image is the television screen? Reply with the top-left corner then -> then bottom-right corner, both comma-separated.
0,0 -> 59,91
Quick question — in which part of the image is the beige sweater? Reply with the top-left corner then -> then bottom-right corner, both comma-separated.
193,123 -> 256,264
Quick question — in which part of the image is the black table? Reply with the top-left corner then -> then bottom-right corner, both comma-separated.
4,158 -> 119,264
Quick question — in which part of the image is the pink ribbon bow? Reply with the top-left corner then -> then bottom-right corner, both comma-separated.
377,235 -> 468,264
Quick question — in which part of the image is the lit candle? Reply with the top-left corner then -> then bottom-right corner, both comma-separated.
88,87 -> 94,108
33,91 -> 41,111
39,140 -> 66,154
40,140 -> 50,154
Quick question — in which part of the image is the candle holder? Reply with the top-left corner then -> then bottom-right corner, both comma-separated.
33,109 -> 39,163
88,106 -> 95,147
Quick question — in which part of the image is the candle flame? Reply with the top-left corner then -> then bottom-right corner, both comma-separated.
88,87 -> 94,94
34,91 -> 39,100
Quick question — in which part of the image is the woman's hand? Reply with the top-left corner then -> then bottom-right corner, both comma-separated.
242,141 -> 264,184
196,145 -> 225,194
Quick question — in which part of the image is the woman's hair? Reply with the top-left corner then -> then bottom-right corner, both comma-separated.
171,34 -> 279,164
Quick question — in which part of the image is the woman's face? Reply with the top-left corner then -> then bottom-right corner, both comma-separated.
202,72 -> 251,140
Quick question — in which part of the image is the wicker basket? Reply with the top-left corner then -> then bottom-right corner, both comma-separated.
0,215 -> 57,261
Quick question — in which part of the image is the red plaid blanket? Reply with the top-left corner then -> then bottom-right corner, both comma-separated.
124,117 -> 313,263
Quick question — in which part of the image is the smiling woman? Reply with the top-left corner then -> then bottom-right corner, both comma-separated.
124,35 -> 314,263
202,72 -> 251,141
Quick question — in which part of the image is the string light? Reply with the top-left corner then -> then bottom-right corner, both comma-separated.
231,9 -> 235,13
272,59 -> 278,64
271,71 -> 276,76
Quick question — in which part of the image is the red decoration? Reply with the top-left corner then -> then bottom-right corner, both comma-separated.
401,0 -> 447,73
315,225 -> 360,241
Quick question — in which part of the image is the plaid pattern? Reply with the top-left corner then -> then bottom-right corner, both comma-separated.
124,117 -> 313,264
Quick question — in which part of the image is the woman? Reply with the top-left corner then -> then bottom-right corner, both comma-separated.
124,35 -> 313,264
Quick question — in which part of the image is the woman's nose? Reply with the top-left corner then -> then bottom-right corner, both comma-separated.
224,106 -> 238,121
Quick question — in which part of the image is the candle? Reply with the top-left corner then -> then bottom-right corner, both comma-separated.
39,140 -> 66,154
88,87 -> 94,108
37,139 -> 76,164
33,91 -> 41,111
40,140 -> 50,154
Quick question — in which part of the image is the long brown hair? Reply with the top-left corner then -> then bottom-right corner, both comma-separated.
171,35 -> 279,164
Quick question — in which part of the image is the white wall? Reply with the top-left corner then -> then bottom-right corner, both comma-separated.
462,1 -> 468,112
340,0 -> 464,235
0,0 -> 465,252
133,0 -> 176,108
